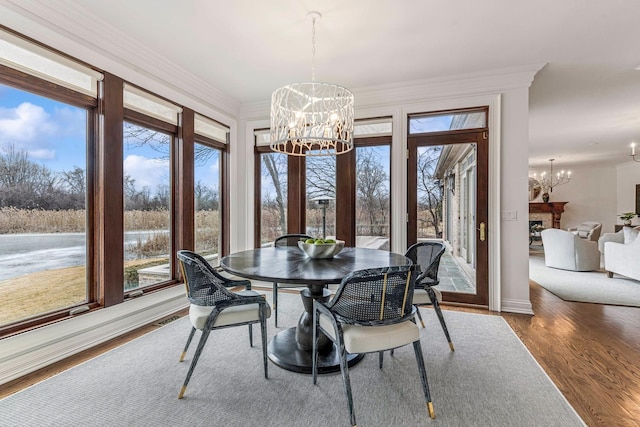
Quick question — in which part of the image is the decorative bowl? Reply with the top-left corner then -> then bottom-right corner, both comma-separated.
298,240 -> 345,259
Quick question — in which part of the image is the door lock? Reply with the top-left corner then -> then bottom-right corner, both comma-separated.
479,222 -> 486,241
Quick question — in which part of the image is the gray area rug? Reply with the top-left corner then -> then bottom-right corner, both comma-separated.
1,292 -> 584,427
530,252 -> 640,307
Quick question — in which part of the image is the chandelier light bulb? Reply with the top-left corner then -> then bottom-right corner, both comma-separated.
530,159 -> 572,194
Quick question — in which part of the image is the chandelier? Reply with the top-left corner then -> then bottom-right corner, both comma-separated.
530,158 -> 572,193
270,12 -> 354,156
631,142 -> 640,162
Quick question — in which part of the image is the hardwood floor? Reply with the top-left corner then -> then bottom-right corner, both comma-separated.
1,284 -> 639,427
502,281 -> 640,427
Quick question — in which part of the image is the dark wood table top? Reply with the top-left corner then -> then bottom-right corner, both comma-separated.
220,246 -> 410,285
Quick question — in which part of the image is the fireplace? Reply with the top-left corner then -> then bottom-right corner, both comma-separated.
528,202 -> 568,229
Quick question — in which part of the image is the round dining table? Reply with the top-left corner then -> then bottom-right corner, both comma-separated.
220,246 -> 411,374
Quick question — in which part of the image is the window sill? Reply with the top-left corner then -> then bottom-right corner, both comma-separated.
0,284 -> 187,386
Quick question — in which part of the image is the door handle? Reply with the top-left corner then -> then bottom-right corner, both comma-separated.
479,222 -> 486,241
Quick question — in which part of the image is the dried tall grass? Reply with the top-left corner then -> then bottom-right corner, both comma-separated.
0,207 -> 86,233
0,208 -> 220,235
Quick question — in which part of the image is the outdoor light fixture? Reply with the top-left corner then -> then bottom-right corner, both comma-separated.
311,196 -> 334,239
270,12 -> 354,156
530,158 -> 572,193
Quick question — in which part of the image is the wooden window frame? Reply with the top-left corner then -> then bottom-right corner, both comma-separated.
0,67 -> 98,336
253,135 -> 392,249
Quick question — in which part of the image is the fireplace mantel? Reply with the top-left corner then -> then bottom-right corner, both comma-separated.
529,202 -> 568,229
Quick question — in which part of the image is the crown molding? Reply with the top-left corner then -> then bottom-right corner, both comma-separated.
239,63 -> 544,120
0,0 -> 241,118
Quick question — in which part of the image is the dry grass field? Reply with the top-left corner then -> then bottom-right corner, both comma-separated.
0,257 -> 165,326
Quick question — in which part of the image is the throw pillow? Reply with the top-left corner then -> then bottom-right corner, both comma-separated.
623,226 -> 640,244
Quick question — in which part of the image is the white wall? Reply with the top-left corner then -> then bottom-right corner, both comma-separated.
528,162 -> 640,233
528,165 -> 618,233
617,162 -> 640,227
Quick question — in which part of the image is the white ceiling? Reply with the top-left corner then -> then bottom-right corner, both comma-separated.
7,0 -> 640,168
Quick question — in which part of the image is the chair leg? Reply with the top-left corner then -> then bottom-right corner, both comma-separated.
178,329 -> 211,399
260,316 -> 269,379
179,327 -> 197,362
427,288 -> 454,351
413,340 -> 435,419
273,281 -> 278,328
337,342 -> 357,427
414,304 -> 426,328
379,351 -> 384,369
248,324 -> 253,347
312,311 -> 318,385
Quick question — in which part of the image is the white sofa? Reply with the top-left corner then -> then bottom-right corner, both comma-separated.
603,227 -> 640,281
540,228 -> 601,272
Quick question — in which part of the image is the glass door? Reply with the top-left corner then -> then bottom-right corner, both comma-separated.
407,109 -> 488,306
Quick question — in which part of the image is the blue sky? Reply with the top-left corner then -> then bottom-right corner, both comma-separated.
0,83 -> 86,172
0,84 -> 219,196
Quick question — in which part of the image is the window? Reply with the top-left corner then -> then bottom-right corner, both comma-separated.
0,83 -> 89,327
409,110 -> 486,134
356,145 -> 391,249
194,141 -> 222,257
253,119 -> 392,247
123,122 -> 172,292
306,153 -> 336,239
255,129 -> 290,246
0,28 -> 233,336
193,114 -> 228,259
259,151 -> 288,245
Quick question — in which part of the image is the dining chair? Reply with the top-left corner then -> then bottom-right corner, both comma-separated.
176,250 -> 271,399
273,233 -> 312,327
405,241 -> 454,351
312,265 -> 435,426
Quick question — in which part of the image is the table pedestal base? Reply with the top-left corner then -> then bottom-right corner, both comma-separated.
267,327 -> 364,374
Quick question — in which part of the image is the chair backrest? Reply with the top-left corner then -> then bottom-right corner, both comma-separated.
571,221 -> 602,241
327,266 -> 419,325
274,233 -> 313,247
176,250 -> 238,306
404,241 -> 446,286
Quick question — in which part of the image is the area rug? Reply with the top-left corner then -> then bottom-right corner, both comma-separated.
0,293 -> 584,427
529,252 -> 640,307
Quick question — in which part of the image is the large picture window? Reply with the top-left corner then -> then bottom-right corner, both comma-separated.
0,28 -> 232,336
194,141 -> 222,257
122,121 -> 172,292
0,83 -> 89,327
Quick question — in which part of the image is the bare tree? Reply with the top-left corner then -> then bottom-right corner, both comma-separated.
261,153 -> 288,233
417,146 -> 443,237
305,156 -> 335,200
195,180 -> 219,211
356,148 -> 389,235
0,143 -> 61,209
59,166 -> 86,209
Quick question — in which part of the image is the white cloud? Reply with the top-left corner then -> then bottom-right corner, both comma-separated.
0,102 -> 54,143
0,102 -> 86,160
123,154 -> 170,191
28,149 -> 56,160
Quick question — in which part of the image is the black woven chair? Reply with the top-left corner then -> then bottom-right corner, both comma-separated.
405,241 -> 454,351
312,265 -> 435,426
176,250 -> 271,399
272,233 -> 312,327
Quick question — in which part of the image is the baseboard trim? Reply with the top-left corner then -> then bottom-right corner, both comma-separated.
500,298 -> 534,315
0,285 -> 188,386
